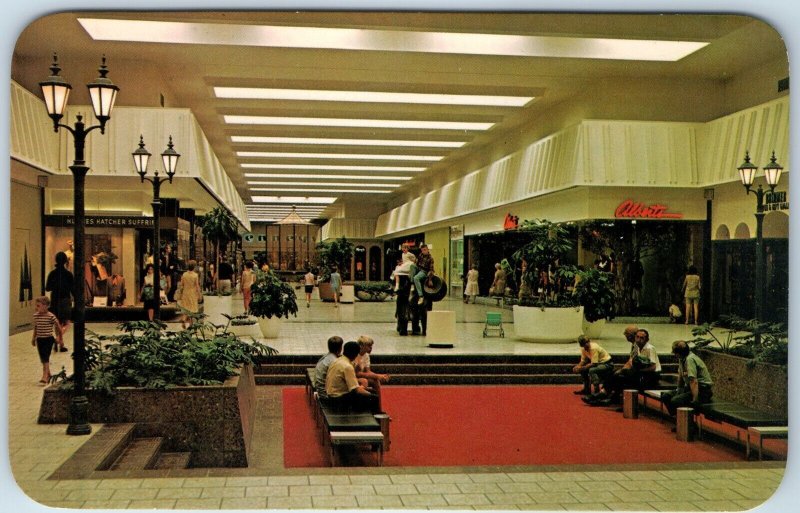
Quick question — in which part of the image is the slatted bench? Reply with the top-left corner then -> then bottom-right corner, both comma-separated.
746,426 -> 789,460
697,401 -> 786,436
329,431 -> 385,466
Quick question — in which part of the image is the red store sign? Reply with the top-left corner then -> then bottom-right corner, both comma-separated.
614,200 -> 683,219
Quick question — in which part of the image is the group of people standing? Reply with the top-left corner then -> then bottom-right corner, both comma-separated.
390,244 -> 436,335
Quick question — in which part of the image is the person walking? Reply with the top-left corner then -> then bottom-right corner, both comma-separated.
682,265 -> 701,325
177,260 -> 202,328
31,296 -> 63,384
303,268 -> 316,307
240,260 -> 256,313
44,251 -> 73,343
464,264 -> 479,303
330,266 -> 342,307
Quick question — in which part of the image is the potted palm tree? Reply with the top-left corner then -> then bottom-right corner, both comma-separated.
572,267 -> 616,338
248,269 -> 298,338
199,206 -> 239,295
511,219 -> 582,342
315,237 -> 354,301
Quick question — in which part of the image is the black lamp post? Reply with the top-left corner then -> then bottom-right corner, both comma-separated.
132,135 -> 180,320
39,53 -> 119,436
737,150 -> 784,323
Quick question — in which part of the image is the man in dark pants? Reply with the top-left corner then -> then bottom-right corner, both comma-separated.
324,340 -> 380,413
662,340 -> 713,416
410,295 -> 431,336
395,275 -> 412,336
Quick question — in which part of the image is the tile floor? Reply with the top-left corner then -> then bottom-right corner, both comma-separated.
4,294 -> 791,511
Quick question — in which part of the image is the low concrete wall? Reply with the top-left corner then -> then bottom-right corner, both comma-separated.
698,349 -> 788,416
37,365 -> 256,467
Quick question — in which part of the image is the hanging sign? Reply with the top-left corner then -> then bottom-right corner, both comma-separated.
614,200 -> 683,219
44,215 -> 155,228
765,191 -> 789,211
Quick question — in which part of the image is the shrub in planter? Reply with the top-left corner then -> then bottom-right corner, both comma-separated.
315,237 -> 354,281
572,267 -> 616,322
248,270 -> 299,320
354,281 -> 393,301
690,315 -> 788,367
49,314 -> 278,393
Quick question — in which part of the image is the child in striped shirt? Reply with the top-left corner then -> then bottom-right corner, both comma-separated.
31,296 -> 63,384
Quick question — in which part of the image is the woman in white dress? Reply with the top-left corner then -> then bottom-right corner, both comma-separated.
464,264 -> 479,304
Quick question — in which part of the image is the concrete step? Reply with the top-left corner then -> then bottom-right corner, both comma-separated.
50,423 -> 136,479
109,437 -> 163,471
153,452 -> 192,470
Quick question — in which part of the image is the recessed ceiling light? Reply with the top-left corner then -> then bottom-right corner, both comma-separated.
216,87 -> 533,107
225,115 -> 494,131
244,173 -> 412,181
247,181 -> 399,188
241,164 -> 426,172
237,151 -> 443,161
250,187 -> 391,194
79,18 -> 708,61
251,196 -> 337,204
231,136 -> 466,148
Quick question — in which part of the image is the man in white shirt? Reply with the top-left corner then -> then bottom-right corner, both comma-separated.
313,336 -> 343,399
325,341 -> 380,413
591,328 -> 661,406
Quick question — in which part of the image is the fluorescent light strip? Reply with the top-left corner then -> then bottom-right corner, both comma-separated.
79,19 -> 708,62
244,173 -> 412,181
232,136 -> 466,148
251,187 -> 391,194
247,181 -> 399,188
251,196 -> 337,204
216,87 -> 532,107
237,151 -> 442,161
225,115 -> 493,131
242,164 -> 425,172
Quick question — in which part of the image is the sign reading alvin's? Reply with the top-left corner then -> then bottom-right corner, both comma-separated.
44,215 -> 155,228
614,200 -> 684,219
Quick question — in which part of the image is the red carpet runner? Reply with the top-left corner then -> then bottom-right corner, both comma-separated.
283,385 -> 744,468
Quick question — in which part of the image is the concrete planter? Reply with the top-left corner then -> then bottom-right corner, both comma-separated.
581,318 -> 606,339
257,316 -> 282,339
356,290 -> 390,302
37,364 -> 256,468
512,305 -> 584,343
697,349 -> 788,416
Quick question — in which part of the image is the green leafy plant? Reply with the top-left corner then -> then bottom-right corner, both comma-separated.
354,281 -> 394,301
690,315 -> 787,366
511,219 -> 578,306
49,314 -> 278,394
198,206 -> 239,293
248,269 -> 299,319
315,236 -> 354,281
572,267 -> 616,322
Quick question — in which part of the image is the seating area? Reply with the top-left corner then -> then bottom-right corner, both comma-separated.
634,390 -> 788,460
304,368 -> 389,466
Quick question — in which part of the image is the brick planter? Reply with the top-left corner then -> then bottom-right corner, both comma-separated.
37,365 -> 256,468
697,349 -> 788,416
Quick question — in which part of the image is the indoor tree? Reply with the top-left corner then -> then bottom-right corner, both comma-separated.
315,236 -> 355,281
199,206 -> 239,294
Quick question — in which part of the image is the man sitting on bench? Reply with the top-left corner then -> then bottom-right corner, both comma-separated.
314,336 -> 344,401
589,328 -> 661,406
661,340 -> 713,416
572,335 -> 614,396
325,341 -> 381,413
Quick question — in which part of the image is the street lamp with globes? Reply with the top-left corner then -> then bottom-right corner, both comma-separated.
39,53 -> 119,435
737,150 -> 784,323
132,135 -> 180,320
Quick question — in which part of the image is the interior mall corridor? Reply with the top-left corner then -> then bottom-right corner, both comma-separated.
5,294 -> 787,511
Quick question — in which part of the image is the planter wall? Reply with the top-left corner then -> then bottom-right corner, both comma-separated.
512,305 -> 584,343
698,349 -> 788,416
37,365 -> 257,468
356,291 -> 390,302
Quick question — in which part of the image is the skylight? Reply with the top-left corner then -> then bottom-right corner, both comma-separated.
236,151 -> 443,161
225,115 -> 494,131
215,87 -> 533,106
251,196 -> 337,204
231,136 -> 466,148
241,164 -> 426,172
244,173 -> 412,181
79,18 -> 708,61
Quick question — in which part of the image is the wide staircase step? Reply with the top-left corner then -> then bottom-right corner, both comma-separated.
153,452 -> 192,470
254,354 -> 678,386
50,423 -> 136,479
109,437 -> 163,471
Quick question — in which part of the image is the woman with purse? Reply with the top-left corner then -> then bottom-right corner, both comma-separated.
177,260 -> 202,329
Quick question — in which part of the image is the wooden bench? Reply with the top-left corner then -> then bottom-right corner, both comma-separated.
329,431 -> 384,466
746,426 -> 789,460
